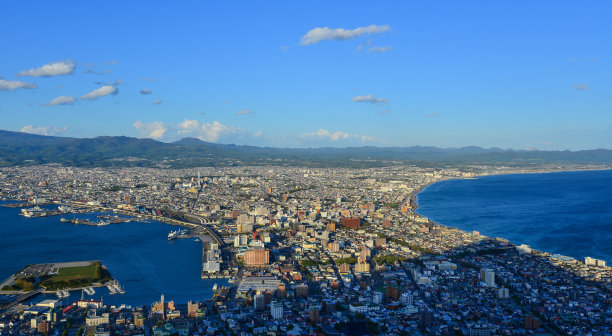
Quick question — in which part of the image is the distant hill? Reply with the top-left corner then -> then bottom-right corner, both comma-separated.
1,129 -> 611,168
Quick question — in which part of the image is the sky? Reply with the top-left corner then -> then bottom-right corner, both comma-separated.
1,1 -> 611,150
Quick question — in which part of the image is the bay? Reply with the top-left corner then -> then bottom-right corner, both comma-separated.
416,169 -> 612,262
0,205 -> 226,307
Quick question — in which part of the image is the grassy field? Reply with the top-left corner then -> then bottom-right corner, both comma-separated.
54,263 -> 98,279
40,262 -> 112,290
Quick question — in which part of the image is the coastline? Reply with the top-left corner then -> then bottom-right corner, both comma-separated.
410,167 -> 612,262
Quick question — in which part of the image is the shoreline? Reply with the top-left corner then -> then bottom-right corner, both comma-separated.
410,167 -> 612,262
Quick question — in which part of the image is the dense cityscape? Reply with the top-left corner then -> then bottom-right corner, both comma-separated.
0,164 -> 610,336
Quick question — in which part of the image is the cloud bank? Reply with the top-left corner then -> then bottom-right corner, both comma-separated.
0,78 -> 37,90
20,125 -> 69,136
44,95 -> 76,106
352,94 -> 388,104
80,85 -> 118,100
300,129 -> 375,143
133,121 -> 168,139
368,46 -> 392,53
177,119 -> 241,142
16,60 -> 75,77
571,84 -> 588,91
301,24 -> 390,45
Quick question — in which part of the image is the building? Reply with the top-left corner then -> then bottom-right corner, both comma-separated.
372,291 -> 384,304
234,235 -> 248,247
400,292 -> 414,305
524,315 -> 540,330
355,261 -> 370,273
244,248 -> 269,266
480,268 -> 495,287
151,294 -> 177,320
37,321 -> 49,333
295,283 -> 309,298
469,325 -> 491,336
86,312 -> 110,327
187,301 -> 199,318
498,287 -> 510,299
270,301 -> 283,319
253,293 -> 265,311
341,217 -> 361,229
385,286 -> 399,301
326,222 -> 336,232
309,306 -> 320,323
585,256 -> 607,267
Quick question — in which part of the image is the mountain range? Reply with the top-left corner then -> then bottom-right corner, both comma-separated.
1,129 -> 611,168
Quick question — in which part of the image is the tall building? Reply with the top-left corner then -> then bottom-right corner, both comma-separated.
295,283 -> 309,298
187,301 -> 199,318
151,294 -> 176,320
385,286 -> 399,301
400,292 -> 414,305
270,301 -> 283,319
341,217 -> 361,229
480,268 -> 496,287
524,315 -> 540,330
309,306 -> 320,323
497,288 -> 510,299
244,248 -> 269,266
585,256 -> 607,267
254,293 -> 265,311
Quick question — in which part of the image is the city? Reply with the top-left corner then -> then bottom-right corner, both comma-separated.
0,164 -> 610,335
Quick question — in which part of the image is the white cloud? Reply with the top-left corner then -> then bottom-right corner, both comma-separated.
427,112 -> 440,118
300,129 -> 375,143
368,46 -> 392,53
378,109 -> 390,115
44,95 -> 76,106
571,84 -> 588,91
0,78 -> 37,90
20,125 -> 68,136
236,110 -> 254,115
356,40 -> 372,53
153,99 -> 163,104
16,60 -> 75,77
140,89 -> 152,95
177,119 -> 241,142
352,94 -> 388,104
301,24 -> 390,45
80,85 -> 118,100
133,121 -> 168,139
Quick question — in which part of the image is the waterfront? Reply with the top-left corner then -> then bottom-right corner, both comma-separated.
417,169 -> 612,262
0,204 -> 226,307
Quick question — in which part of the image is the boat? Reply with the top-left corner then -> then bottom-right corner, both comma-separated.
168,229 -> 188,240
21,206 -> 45,217
60,217 -> 71,223
57,205 -> 72,213
168,230 -> 179,240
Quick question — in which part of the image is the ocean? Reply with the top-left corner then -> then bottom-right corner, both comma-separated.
416,169 -> 612,262
0,205 -> 226,307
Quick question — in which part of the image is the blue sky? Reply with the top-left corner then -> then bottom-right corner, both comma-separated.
1,1 -> 610,150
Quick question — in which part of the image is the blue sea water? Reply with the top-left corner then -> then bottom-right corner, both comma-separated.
416,169 -> 612,262
0,206 -> 226,306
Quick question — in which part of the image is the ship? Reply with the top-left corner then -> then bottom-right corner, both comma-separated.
168,229 -> 189,240
57,205 -> 72,213
21,206 -> 45,217
60,217 -> 71,223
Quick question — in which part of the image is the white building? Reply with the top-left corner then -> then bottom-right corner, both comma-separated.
270,301 -> 283,319
400,292 -> 414,305
480,268 -> 495,287
585,256 -> 607,267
